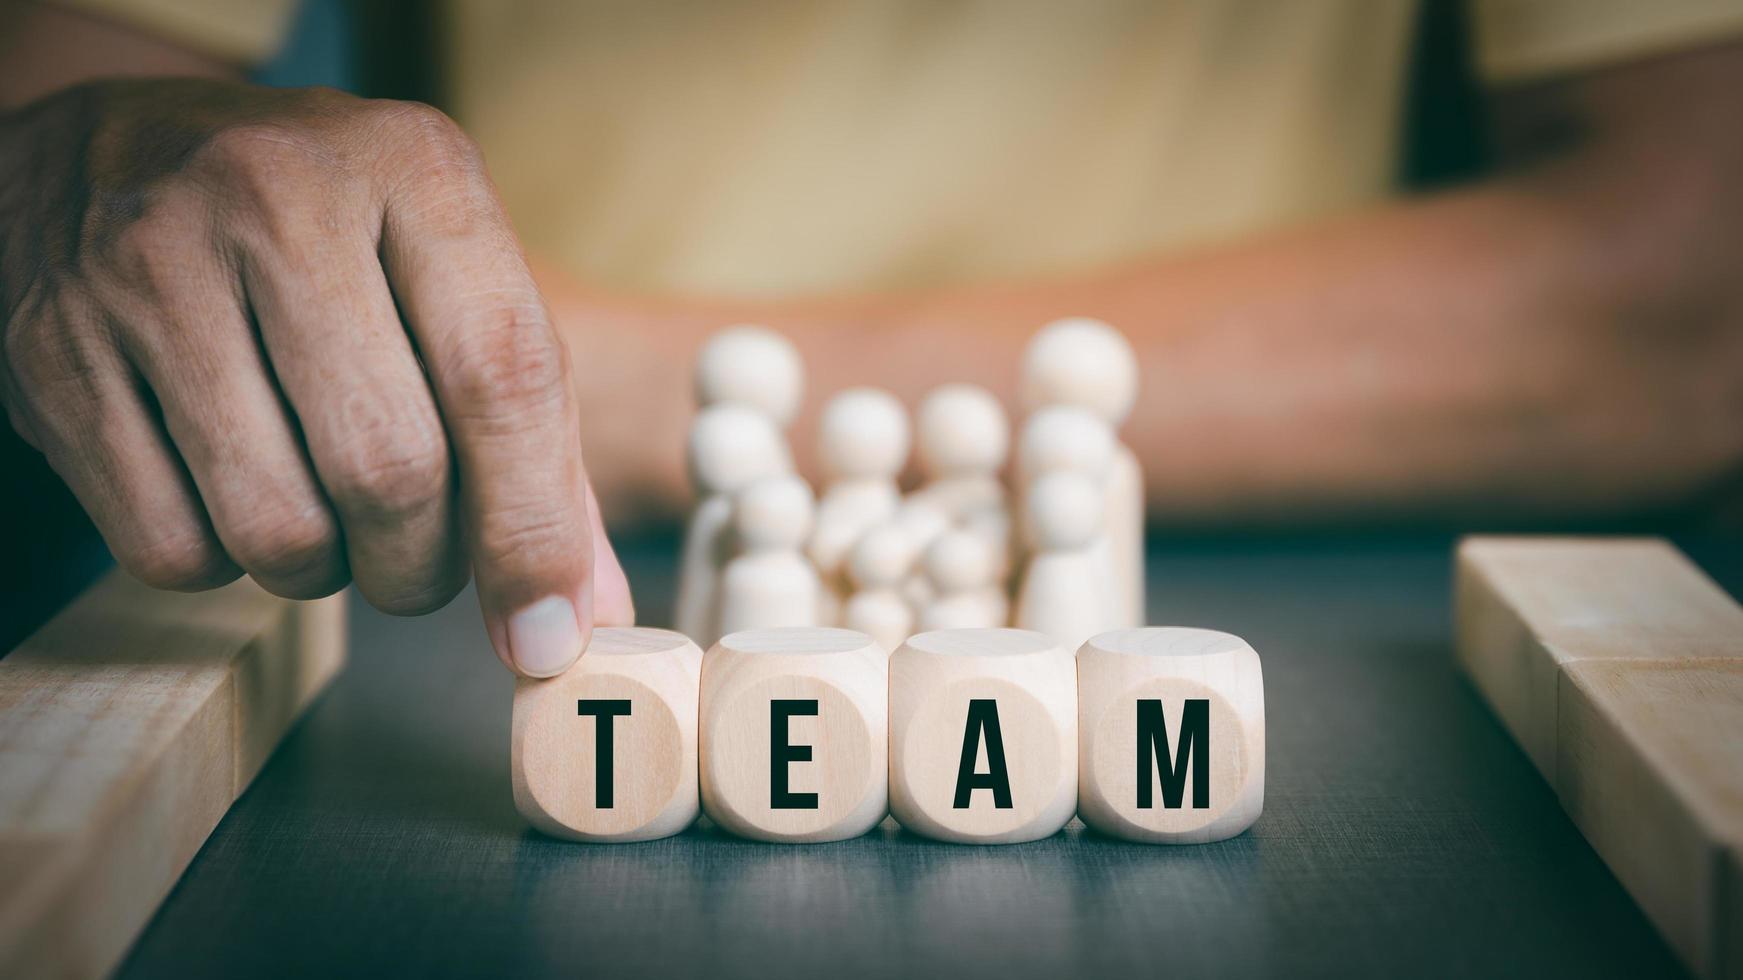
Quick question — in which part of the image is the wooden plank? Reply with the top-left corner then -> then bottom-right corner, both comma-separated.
1558,661 -> 1743,978
1454,536 -> 1743,782
1727,849 -> 1742,980
1455,536 -> 1743,979
0,571 -> 345,979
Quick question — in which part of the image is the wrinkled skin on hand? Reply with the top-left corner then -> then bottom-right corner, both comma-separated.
0,79 -> 631,677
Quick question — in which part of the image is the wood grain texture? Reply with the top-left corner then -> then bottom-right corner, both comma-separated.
1455,536 -> 1743,783
0,570 -> 344,980
1106,445 -> 1146,629
1455,535 -> 1743,979
513,628 -> 702,842
1557,660 -> 1743,980
889,628 -> 1077,843
1729,849 -> 1743,980
700,627 -> 888,842
1077,628 -> 1264,844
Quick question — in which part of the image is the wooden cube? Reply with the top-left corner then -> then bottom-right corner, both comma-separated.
512,627 -> 703,842
1076,628 -> 1264,843
1556,660 -> 1743,979
889,628 -> 1077,844
1455,536 -> 1741,783
699,628 -> 888,842
1455,537 -> 1743,979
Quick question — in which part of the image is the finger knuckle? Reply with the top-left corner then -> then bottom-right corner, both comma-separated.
225,502 -> 342,586
127,528 -> 234,591
380,102 -> 483,181
199,122 -> 324,181
4,302 -> 107,400
92,189 -> 210,295
362,572 -> 467,618
192,123 -> 345,230
324,414 -> 450,520
475,501 -> 585,582
445,303 -> 571,421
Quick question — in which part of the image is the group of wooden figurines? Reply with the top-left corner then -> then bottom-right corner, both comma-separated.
675,318 -> 1147,659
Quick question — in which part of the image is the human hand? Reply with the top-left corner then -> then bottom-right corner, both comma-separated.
0,79 -> 631,677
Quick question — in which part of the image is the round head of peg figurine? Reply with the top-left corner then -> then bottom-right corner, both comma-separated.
916,384 -> 1009,479
695,325 -> 804,426
1017,404 -> 1114,484
1020,316 -> 1137,424
849,523 -> 917,590
734,475 -> 814,552
687,404 -> 792,496
1024,470 -> 1103,552
924,529 -> 996,594
818,387 -> 910,482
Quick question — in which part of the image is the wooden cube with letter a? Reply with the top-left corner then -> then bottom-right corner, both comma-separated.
512,628 -> 703,842
889,629 -> 1078,844
699,628 -> 888,842
1076,628 -> 1265,843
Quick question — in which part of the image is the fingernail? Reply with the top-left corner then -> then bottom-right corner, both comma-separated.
507,596 -> 583,677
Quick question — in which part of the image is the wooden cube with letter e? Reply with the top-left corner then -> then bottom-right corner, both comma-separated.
699,628 -> 889,842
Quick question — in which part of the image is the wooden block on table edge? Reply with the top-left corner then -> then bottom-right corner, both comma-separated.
0,570 -> 346,980
1454,536 -> 1743,784
1557,660 -> 1743,980
1729,849 -> 1743,980
1454,535 -> 1743,979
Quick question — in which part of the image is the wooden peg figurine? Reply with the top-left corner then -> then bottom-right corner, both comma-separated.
700,628 -> 889,842
1022,317 -> 1145,627
717,475 -> 822,636
913,384 -> 1009,519
918,529 -> 1009,631
676,404 -> 793,646
1015,471 -> 1116,651
808,387 -> 909,599
1076,628 -> 1264,843
889,628 -> 1077,844
512,628 -> 704,842
843,523 -> 918,652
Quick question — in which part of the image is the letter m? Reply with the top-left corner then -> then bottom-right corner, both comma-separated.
1136,699 -> 1209,809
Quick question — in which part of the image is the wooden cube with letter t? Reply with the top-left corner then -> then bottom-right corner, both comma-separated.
1076,628 -> 1265,843
512,628 -> 704,842
699,628 -> 889,842
889,629 -> 1078,844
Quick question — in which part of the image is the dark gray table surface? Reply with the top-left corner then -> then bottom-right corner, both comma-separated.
116,532 -> 1741,979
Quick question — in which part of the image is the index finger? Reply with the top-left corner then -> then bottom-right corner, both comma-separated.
376,108 -> 595,678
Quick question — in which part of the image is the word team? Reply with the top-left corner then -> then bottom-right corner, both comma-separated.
513,625 -> 1265,845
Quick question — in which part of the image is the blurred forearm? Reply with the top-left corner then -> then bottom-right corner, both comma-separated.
0,1 -> 236,109
554,43 -> 1743,528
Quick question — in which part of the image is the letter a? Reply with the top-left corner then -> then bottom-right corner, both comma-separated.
954,699 -> 1014,809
